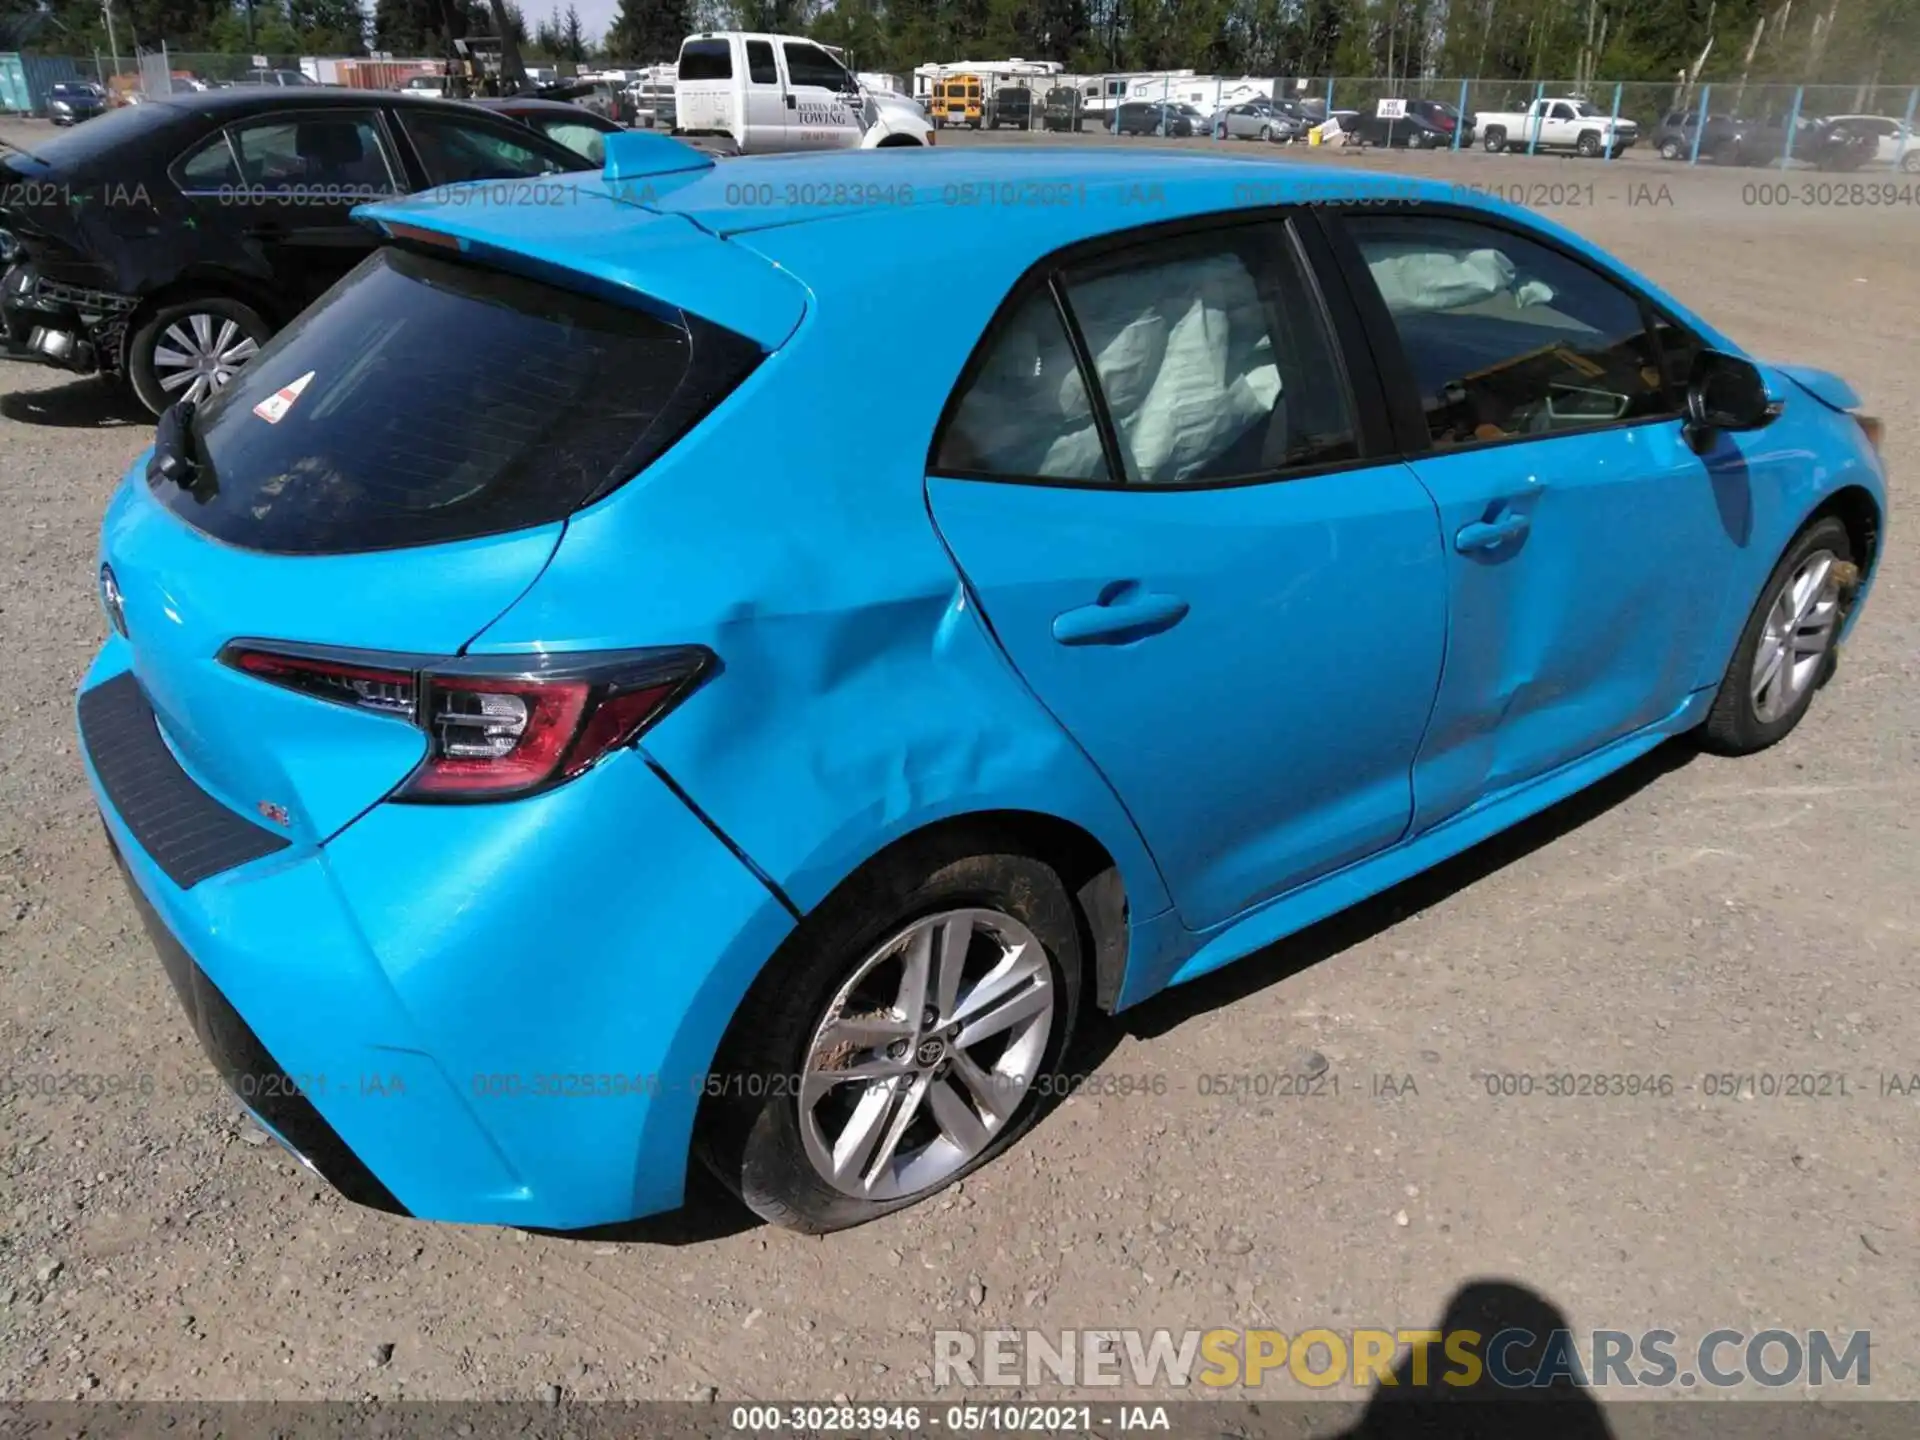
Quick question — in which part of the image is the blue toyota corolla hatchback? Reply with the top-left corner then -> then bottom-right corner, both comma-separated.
79,138 -> 1886,1233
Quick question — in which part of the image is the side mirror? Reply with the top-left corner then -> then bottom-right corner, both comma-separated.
1686,350 -> 1780,435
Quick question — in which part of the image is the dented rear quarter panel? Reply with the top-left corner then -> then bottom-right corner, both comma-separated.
462,213 -> 1175,939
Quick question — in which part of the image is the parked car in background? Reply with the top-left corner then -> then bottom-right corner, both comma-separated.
628,81 -> 677,129
1112,100 -> 1202,137
1654,109 -> 1742,161
45,81 -> 106,126
401,74 -> 447,95
1348,99 -> 1460,148
576,79 -> 634,127
0,88 -> 587,412
1214,98 -> 1305,142
1417,98 -> 1475,145
986,85 -> 1032,129
474,96 -> 626,165
1041,85 -> 1083,132
1480,96 -> 1638,155
235,68 -> 315,88
1820,114 -> 1920,170
81,140 -> 1884,1239
675,32 -> 932,152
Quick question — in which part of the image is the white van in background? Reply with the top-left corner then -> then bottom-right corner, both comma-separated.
674,32 -> 934,152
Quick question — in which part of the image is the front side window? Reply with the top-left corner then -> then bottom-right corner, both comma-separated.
1060,224 -> 1356,485
400,112 -> 565,185
1344,212 -> 1677,448
784,43 -> 849,91
228,113 -> 398,195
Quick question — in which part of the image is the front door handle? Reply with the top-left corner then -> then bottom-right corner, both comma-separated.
1052,583 -> 1190,646
1455,513 -> 1531,553
785,94 -> 797,109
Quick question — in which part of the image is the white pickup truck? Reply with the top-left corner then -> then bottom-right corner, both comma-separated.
1478,97 -> 1640,157
674,32 -> 933,154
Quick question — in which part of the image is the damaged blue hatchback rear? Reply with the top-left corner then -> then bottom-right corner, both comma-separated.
79,137 -> 1886,1233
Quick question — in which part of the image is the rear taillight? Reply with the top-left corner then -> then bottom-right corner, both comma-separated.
220,641 -> 712,802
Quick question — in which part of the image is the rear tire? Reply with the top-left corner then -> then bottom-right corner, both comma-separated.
1483,126 -> 1507,152
1699,517 -> 1854,756
127,295 -> 272,417
698,833 -> 1084,1234
1902,151 -> 1920,173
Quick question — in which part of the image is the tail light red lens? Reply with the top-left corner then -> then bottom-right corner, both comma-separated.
220,641 -> 712,802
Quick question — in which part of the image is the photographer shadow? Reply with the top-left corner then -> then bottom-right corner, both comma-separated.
1328,1280 -> 1614,1440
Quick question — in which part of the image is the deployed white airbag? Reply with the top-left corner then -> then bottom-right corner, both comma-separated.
1365,245 -> 1555,314
1069,253 -> 1281,483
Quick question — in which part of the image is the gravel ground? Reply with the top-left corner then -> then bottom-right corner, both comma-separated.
0,119 -> 1914,1406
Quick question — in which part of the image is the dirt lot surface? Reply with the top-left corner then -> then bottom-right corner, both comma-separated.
1,118 -> 1915,1408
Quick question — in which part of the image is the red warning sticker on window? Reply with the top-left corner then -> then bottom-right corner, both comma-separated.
252,370 -> 314,424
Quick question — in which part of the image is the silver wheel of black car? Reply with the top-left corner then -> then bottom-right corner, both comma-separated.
128,296 -> 272,416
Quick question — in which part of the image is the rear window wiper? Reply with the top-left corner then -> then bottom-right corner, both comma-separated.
147,401 -> 200,490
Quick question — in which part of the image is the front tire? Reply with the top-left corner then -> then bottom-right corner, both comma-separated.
127,295 -> 272,416
1576,130 -> 1603,156
1699,516 -> 1855,756
699,835 -> 1084,1234
1902,150 -> 1920,173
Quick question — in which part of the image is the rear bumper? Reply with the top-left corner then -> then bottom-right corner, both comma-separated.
77,641 -> 797,1228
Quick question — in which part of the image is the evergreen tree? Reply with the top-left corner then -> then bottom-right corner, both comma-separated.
606,0 -> 689,62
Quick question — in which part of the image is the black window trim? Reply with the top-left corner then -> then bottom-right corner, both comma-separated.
926,204 -> 1400,495
170,106 -> 406,199
1316,199 -> 1708,462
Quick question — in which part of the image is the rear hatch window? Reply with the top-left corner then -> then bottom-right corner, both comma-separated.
161,245 -> 761,554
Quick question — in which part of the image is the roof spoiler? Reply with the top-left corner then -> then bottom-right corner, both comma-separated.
602,131 -> 716,185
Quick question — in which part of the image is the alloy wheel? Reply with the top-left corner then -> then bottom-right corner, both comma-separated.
1750,549 -> 1842,724
152,312 -> 261,405
797,907 -> 1055,1201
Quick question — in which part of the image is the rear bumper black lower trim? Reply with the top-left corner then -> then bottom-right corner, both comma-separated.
107,833 -> 409,1218
79,670 -> 290,889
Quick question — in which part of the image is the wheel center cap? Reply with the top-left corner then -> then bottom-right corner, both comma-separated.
915,1037 -> 946,1067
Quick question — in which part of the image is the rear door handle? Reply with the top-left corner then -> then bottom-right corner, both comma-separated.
1455,513 -> 1531,553
785,94 -> 797,109
1052,584 -> 1190,646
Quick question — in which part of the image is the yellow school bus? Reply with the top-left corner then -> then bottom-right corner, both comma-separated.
932,74 -> 983,129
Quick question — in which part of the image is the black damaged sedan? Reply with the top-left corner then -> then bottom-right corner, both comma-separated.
0,87 -> 586,412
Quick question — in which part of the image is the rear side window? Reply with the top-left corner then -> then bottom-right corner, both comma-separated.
934,289 -> 1107,483
399,111 -> 570,184
164,247 -> 762,554
1060,224 -> 1357,485
679,39 -> 733,81
745,41 -> 778,85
